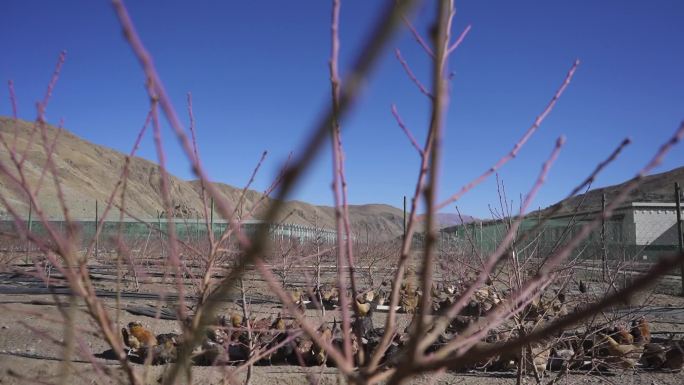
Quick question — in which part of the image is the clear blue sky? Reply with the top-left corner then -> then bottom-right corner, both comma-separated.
2,1 -> 683,218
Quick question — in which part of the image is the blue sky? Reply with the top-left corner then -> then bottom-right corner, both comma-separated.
2,1 -> 683,218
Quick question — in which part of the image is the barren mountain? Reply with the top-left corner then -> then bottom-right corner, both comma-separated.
540,166 -> 684,216
0,117 -> 433,238
417,213 -> 476,229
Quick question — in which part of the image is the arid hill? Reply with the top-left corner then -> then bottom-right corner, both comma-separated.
0,117 -> 457,239
539,166 -> 684,216
440,165 -> 684,235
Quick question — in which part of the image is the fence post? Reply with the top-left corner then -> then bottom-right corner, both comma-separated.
479,221 -> 483,253
157,210 -> 164,259
471,222 -> 476,254
210,197 -> 214,238
25,200 -> 32,264
95,200 -> 99,258
675,182 -> 683,295
403,195 -> 406,242
601,193 -> 607,281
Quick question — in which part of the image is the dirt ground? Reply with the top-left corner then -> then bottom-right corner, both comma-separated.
1,258 -> 684,384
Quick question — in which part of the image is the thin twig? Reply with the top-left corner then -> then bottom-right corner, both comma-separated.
395,49 -> 433,99
436,60 -> 580,211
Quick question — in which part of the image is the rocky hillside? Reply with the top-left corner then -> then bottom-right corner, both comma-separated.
440,165 -> 683,235
540,166 -> 684,215
0,117 -> 426,238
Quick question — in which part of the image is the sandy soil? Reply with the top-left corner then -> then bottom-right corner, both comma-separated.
1,258 -> 684,385
1,297 -> 683,384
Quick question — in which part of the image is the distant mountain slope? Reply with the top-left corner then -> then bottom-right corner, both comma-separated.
1,117 -> 464,239
541,166 -> 684,216
417,213 -> 477,229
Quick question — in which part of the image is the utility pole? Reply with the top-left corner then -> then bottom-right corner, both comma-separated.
675,183 -> 684,296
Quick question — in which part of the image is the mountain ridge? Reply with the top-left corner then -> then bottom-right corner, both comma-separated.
0,117 -> 472,238
536,166 -> 684,217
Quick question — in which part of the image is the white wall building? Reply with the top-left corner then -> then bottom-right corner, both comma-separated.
620,202 -> 682,247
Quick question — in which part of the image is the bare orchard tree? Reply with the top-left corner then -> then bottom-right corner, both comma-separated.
1,1 -> 683,385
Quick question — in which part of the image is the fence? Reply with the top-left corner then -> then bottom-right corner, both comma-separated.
440,198 -> 684,264
0,216 -> 338,252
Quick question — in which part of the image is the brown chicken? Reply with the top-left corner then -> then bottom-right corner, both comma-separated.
641,343 -> 667,369
600,334 -> 643,370
523,294 -> 544,320
206,324 -> 228,344
431,283 -> 442,300
227,313 -> 244,342
355,296 -> 372,317
322,286 -> 338,301
447,315 -> 475,334
272,313 -> 286,331
549,293 -> 568,318
195,339 -> 224,366
470,341 -> 520,371
230,313 -> 243,327
312,323 -> 334,366
527,342 -> 551,377
294,335 -> 314,365
251,315 -> 273,331
363,289 -> 375,304
631,318 -> 651,344
664,340 -> 683,372
401,294 -> 419,314
579,280 -> 587,293
151,333 -> 179,364
289,288 -> 307,311
613,325 -> 634,345
122,321 -> 158,359
321,286 -> 339,309
289,288 -> 302,303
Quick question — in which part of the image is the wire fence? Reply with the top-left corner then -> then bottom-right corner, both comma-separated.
440,200 -> 684,263
2,190 -> 683,275
0,216 -> 338,253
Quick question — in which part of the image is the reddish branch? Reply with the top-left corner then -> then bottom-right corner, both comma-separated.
110,0 -> 421,382
395,48 -> 433,99
401,14 -> 434,58
329,0 -> 354,364
436,60 -> 580,211
421,136 -> 566,354
392,104 -> 423,155
412,0 -> 453,363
